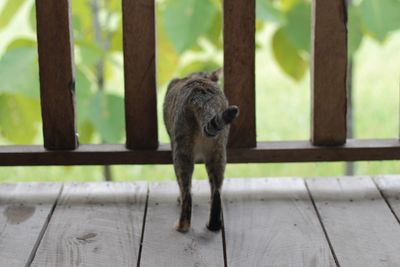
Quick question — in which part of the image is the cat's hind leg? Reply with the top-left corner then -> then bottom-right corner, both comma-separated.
205,152 -> 225,231
173,148 -> 194,233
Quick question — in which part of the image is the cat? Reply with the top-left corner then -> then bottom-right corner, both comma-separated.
163,68 -> 239,232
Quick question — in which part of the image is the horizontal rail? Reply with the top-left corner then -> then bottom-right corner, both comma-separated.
0,139 -> 400,166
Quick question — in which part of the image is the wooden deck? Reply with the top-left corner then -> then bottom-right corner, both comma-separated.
2,176 -> 400,267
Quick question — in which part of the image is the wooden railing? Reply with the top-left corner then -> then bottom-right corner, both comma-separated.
1,0 -> 399,166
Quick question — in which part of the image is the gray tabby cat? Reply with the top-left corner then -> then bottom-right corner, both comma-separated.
163,69 -> 239,232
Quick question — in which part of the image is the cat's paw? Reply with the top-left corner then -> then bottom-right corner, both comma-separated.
175,219 -> 191,233
206,220 -> 222,232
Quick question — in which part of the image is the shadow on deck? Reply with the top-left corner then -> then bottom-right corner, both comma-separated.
1,176 -> 400,267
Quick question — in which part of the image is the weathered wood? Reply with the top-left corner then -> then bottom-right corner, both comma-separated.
0,183 -> 61,266
31,182 -> 147,267
2,139 -> 400,165
122,0 -> 158,149
223,0 -> 256,148
35,0 -> 77,150
311,0 -> 347,145
140,181 -> 224,266
223,178 -> 335,267
374,175 -> 400,221
307,176 -> 400,267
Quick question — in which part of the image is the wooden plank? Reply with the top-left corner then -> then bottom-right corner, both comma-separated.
307,176 -> 400,267
2,139 -> 400,165
223,178 -> 335,267
311,0 -> 347,145
122,0 -> 158,149
0,183 -> 61,267
35,0 -> 77,150
223,0 -> 256,148
140,180 -> 224,266
31,182 -> 147,267
374,175 -> 400,221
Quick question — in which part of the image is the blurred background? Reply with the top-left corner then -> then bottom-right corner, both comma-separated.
0,0 -> 399,182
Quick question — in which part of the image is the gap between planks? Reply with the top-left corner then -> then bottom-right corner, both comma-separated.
139,180 -> 225,267
222,178 -> 335,267
306,176 -> 400,267
0,183 -> 63,267
26,184 -> 64,267
30,182 -> 148,267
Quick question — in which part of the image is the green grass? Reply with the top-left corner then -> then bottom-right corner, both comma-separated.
1,26 -> 400,182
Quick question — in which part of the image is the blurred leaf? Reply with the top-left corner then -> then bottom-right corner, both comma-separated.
256,0 -> 285,24
103,57 -> 115,83
76,41 -> 104,67
0,47 -> 39,98
108,0 -> 122,12
72,15 -> 83,37
272,28 -> 307,81
75,65 -> 94,131
0,94 -> 40,143
72,0 -> 93,40
360,0 -> 400,41
282,2 -> 311,52
6,38 -> 36,50
157,6 -> 180,86
88,92 -> 124,143
75,66 -> 96,144
110,28 -> 123,52
164,0 -> 218,53
78,119 -> 95,143
348,5 -> 363,57
29,2 -> 36,31
179,61 -> 220,77
76,66 -> 92,101
204,8 -> 222,48
279,0 -> 300,11
0,0 -> 25,29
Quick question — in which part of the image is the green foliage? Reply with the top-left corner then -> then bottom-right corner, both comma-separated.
256,0 -> 285,23
272,28 -> 307,81
0,0 -> 25,29
348,6 -> 364,57
360,0 -> 400,41
157,5 -> 180,85
0,94 -> 40,143
0,46 -> 39,98
281,2 -> 310,52
88,92 -> 124,143
163,0 -> 218,53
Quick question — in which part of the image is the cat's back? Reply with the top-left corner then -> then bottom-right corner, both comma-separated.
163,77 -> 225,137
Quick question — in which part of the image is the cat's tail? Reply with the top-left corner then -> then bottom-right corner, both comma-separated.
203,105 -> 239,137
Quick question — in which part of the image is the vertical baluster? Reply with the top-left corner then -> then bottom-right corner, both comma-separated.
311,0 -> 347,145
36,0 -> 77,149
224,0 -> 256,148
122,0 -> 158,149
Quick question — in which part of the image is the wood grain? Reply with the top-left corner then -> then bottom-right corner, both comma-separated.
31,182 -> 147,267
223,178 -> 336,267
0,183 -> 61,266
374,175 -> 400,221
122,0 -> 158,149
307,176 -> 400,267
35,0 -> 77,150
223,0 -> 256,148
2,139 -> 400,165
311,0 -> 347,145
140,180 -> 224,266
